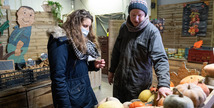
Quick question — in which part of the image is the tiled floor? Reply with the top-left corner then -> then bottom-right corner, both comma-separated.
93,74 -> 113,103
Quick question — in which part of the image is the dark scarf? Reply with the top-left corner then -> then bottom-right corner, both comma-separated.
126,15 -> 149,32
70,37 -> 100,60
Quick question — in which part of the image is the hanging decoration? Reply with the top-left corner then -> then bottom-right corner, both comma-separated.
182,2 -> 209,36
151,18 -> 165,33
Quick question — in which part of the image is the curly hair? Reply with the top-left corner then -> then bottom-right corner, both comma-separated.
62,9 -> 99,54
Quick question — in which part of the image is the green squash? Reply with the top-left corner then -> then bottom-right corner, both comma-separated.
164,88 -> 194,108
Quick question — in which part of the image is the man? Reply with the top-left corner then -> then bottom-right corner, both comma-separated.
108,0 -> 172,103
7,6 -> 35,70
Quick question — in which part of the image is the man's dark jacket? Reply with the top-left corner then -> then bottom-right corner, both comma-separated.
109,22 -> 170,103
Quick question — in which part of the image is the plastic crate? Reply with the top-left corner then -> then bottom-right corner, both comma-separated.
188,47 -> 214,63
0,67 -> 50,90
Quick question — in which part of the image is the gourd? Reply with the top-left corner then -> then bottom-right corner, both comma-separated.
123,102 -> 132,108
204,64 -> 214,77
197,80 -> 210,96
98,101 -> 124,108
129,101 -> 145,108
176,83 -> 207,107
164,88 -> 194,108
97,97 -> 123,108
150,85 -> 157,92
180,75 -> 204,85
138,89 -> 152,102
157,97 -> 165,106
170,81 -> 175,87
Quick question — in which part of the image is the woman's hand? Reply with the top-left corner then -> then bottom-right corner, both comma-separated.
94,59 -> 105,69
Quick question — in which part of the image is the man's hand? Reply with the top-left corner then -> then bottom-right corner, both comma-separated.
157,87 -> 172,100
108,72 -> 114,85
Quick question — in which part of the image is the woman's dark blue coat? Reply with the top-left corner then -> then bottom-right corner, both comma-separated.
48,35 -> 98,108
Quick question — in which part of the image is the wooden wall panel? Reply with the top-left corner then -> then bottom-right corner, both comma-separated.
0,87 -> 27,108
26,80 -> 53,108
158,1 -> 213,48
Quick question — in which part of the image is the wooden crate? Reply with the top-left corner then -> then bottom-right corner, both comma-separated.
0,86 -> 27,108
108,20 -> 125,69
203,85 -> 214,108
0,80 -> 53,108
98,36 -> 109,74
25,80 -> 53,108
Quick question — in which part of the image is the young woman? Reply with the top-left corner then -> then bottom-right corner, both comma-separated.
48,9 -> 105,108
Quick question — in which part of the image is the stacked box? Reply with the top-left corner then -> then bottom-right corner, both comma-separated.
98,36 -> 109,74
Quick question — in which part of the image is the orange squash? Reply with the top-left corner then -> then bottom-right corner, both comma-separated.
150,85 -> 157,92
129,101 -> 145,108
180,75 -> 204,85
197,80 -> 210,96
170,81 -> 175,87
157,97 -> 165,106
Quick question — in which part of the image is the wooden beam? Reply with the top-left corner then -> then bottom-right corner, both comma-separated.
151,0 -> 157,19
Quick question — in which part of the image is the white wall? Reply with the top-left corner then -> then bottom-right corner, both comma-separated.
75,0 -> 151,16
7,0 -> 72,18
5,0 -> 203,18
6,0 -> 154,18
158,0 -> 200,5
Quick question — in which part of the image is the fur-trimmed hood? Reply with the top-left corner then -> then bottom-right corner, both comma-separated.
47,26 -> 66,38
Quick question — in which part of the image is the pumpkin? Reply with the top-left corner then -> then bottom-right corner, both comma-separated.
97,97 -> 121,108
129,101 -> 145,108
157,97 -> 165,106
138,89 -> 152,102
170,81 -> 175,87
98,101 -> 124,108
150,85 -> 157,92
197,80 -> 210,97
176,83 -> 207,107
204,64 -> 214,77
147,94 -> 155,102
180,75 -> 204,85
164,88 -> 194,108
123,102 -> 132,108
